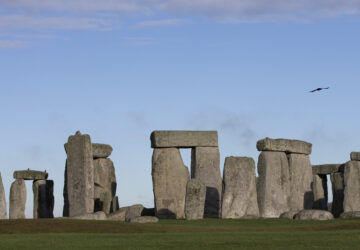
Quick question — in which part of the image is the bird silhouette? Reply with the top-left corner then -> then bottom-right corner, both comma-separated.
309,87 -> 330,93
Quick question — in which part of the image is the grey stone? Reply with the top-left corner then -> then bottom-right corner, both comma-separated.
221,157 -> 259,219
294,209 -> 334,220
191,147 -> 222,218
340,211 -> 360,218
343,161 -> 360,212
279,211 -> 298,219
125,204 -> 144,222
13,170 -> 48,180
93,158 -> 116,214
33,180 -> 54,219
72,211 -> 107,220
150,131 -> 218,148
111,196 -> 119,213
0,173 -> 7,219
92,143 -> 113,158
312,174 -> 328,210
185,179 -> 206,220
63,131 -> 94,217
288,154 -> 314,211
9,179 -> 26,219
107,208 -> 126,221
256,137 -> 312,155
330,172 -> 344,218
129,216 -> 159,223
312,164 -> 344,175
350,152 -> 360,161
152,148 -> 189,219
257,151 -> 290,218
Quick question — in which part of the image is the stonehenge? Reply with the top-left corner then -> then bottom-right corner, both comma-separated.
9,179 -> 26,219
185,179 -> 206,220
0,173 -> 7,219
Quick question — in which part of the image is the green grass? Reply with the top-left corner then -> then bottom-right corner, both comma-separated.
0,218 -> 359,249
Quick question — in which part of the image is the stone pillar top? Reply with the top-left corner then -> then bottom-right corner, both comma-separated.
13,170 -> 48,180
256,137 -> 312,155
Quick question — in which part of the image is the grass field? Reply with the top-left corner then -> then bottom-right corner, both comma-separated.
0,218 -> 359,249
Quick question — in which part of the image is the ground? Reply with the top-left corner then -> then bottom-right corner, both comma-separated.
0,218 -> 359,249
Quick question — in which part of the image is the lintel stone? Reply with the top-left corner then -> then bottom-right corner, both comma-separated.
150,131 -> 218,148
256,137 -> 312,155
13,170 -> 48,180
350,152 -> 360,161
312,164 -> 345,175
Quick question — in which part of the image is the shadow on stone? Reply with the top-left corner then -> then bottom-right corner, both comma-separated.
303,191 -> 314,209
156,209 -> 176,219
204,187 -> 220,218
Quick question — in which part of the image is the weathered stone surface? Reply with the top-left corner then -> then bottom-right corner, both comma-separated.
313,174 -> 328,210
111,196 -> 119,213
294,209 -> 334,220
152,148 -> 189,219
350,152 -> 360,161
257,151 -> 290,218
0,173 -> 7,219
221,157 -> 259,219
107,208 -> 126,221
9,179 -> 26,219
141,207 -> 155,216
92,143 -> 113,158
288,154 -> 313,211
185,179 -> 206,220
129,216 -> 159,223
256,137 -> 312,155
343,161 -> 360,212
191,147 -> 222,218
13,170 -> 48,180
150,131 -> 218,148
33,180 -> 54,219
72,211 -> 107,220
279,211 -> 298,219
63,131 -> 94,217
94,158 -> 116,214
330,172 -> 344,218
340,211 -> 360,218
125,204 -> 144,222
312,164 -> 344,175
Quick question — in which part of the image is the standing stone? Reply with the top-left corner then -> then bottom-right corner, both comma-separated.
343,161 -> 360,212
111,196 -> 119,213
33,180 -> 54,218
287,154 -> 314,211
9,179 -> 26,219
330,172 -> 344,218
257,151 -> 290,218
64,131 -> 94,217
152,148 -> 189,219
0,173 -> 7,219
312,174 -> 328,210
191,147 -> 222,218
221,157 -> 259,219
92,143 -> 113,158
93,158 -> 116,214
185,179 -> 206,220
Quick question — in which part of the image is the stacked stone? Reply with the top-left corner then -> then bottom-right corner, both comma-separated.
9,170 -> 53,219
63,131 -> 118,217
256,138 -> 313,218
0,173 -> 7,219
221,157 -> 259,219
343,153 -> 360,214
151,131 -> 222,219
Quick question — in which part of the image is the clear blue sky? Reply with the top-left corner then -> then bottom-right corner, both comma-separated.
1,1 -> 359,217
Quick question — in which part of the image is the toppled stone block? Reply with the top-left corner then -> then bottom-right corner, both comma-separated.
257,151 -> 290,218
191,147 -> 222,218
93,143 -> 113,158
129,216 -> 159,223
279,211 -> 298,219
313,174 -> 328,210
350,152 -> 360,161
330,172 -> 344,218
72,211 -> 107,220
256,137 -> 312,155
221,157 -> 259,219
294,209 -> 334,220
33,180 -> 54,219
0,173 -> 7,219
63,131 -> 94,217
185,179 -> 206,220
9,179 -> 26,219
288,154 -> 313,211
107,209 -> 126,221
13,170 -> 48,180
343,161 -> 360,212
152,148 -> 189,219
150,131 -> 218,148
340,211 -> 360,218
124,204 -> 144,222
312,164 -> 344,175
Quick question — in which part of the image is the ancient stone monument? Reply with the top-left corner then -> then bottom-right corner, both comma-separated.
185,179 -> 206,220
151,131 -> 222,218
221,157 -> 259,219
63,131 -> 118,217
256,138 -> 313,218
0,173 -> 7,219
343,154 -> 360,213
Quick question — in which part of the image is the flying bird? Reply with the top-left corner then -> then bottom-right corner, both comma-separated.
309,87 -> 330,93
